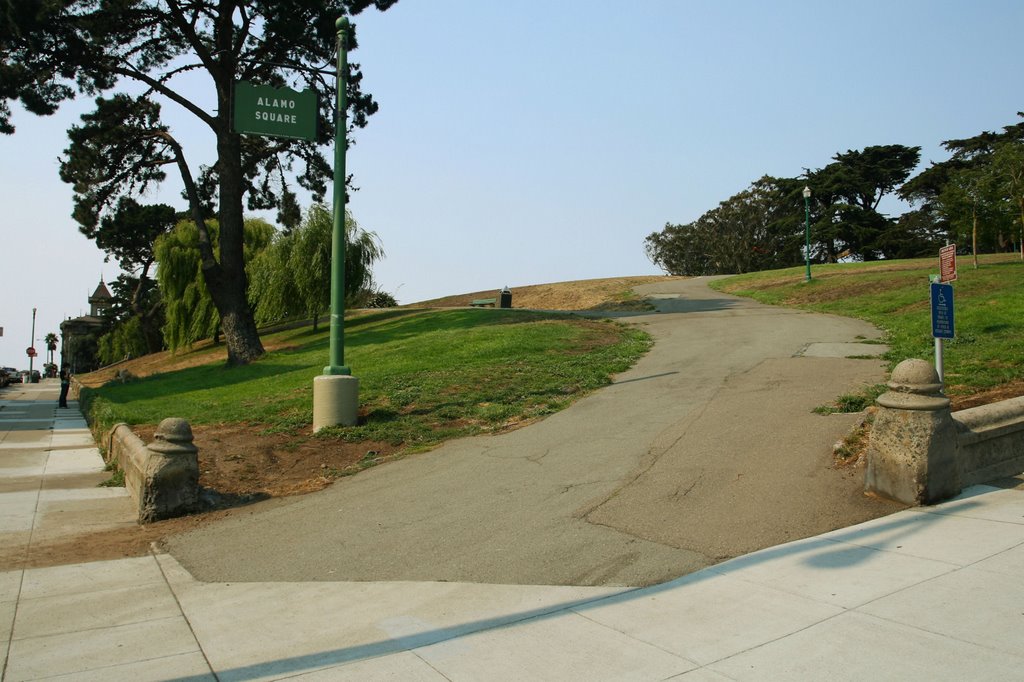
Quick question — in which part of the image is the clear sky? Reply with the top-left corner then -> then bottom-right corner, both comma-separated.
1,0 -> 1022,370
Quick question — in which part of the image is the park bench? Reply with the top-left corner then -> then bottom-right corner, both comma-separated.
469,298 -> 497,307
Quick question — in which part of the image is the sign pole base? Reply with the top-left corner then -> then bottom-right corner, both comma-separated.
313,374 -> 359,432
935,337 -> 944,387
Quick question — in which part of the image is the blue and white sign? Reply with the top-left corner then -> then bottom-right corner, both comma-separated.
930,282 -> 955,339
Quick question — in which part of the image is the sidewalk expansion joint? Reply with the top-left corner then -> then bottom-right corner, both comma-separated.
151,547 -> 220,680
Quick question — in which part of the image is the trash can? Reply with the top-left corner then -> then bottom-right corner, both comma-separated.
499,286 -> 512,309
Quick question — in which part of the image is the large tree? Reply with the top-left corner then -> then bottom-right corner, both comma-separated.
646,177 -> 802,276
87,198 -> 176,352
900,115 -> 1024,261
808,144 -> 921,260
936,164 -> 1011,268
991,140 -> 1024,260
1,0 -> 397,365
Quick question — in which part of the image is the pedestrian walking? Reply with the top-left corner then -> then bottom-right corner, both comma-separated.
58,366 -> 70,408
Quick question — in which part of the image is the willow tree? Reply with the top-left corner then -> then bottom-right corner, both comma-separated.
1,0 -> 397,364
156,218 -> 273,352
249,204 -> 383,331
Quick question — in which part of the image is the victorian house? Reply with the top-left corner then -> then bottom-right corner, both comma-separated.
60,278 -> 112,373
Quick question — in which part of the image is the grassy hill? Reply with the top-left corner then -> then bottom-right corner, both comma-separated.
711,253 -> 1024,409
411,275 -> 678,311
79,307 -> 650,498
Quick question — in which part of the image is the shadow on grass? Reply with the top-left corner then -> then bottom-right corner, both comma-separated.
83,361 -> 306,405
345,309 -> 560,349
82,307 -> 617,431
86,311 -> 494,400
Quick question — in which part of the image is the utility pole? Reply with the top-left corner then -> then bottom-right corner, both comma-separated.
312,16 -> 360,431
29,308 -> 36,380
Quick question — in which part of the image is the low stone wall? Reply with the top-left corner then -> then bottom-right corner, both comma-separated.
106,418 -> 199,523
955,396 -> 1024,488
866,359 -> 1024,505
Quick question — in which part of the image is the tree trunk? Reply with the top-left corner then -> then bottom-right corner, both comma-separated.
1018,197 -> 1024,261
159,125 -> 264,364
972,205 -> 979,270
208,105 -> 265,365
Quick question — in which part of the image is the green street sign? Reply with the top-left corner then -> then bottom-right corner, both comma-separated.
233,81 -> 318,141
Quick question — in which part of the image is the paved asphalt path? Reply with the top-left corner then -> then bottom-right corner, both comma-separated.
165,277 -> 904,587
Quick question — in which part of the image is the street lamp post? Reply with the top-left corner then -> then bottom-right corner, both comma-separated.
802,186 -> 812,282
312,16 -> 359,432
326,16 -> 350,379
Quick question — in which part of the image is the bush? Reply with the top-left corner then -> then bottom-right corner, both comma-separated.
365,290 -> 398,308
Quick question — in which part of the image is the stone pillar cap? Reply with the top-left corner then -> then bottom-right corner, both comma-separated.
887,358 -> 943,394
149,418 -> 198,455
877,358 -> 949,411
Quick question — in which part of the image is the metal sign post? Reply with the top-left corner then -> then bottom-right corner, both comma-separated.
930,282 -> 955,384
325,16 -> 350,378
932,245 -> 957,386
230,19 -> 360,430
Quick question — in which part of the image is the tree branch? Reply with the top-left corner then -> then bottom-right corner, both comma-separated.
111,63 -> 216,128
156,61 -> 206,85
165,0 -> 218,76
148,131 -> 219,274
233,3 -> 252,60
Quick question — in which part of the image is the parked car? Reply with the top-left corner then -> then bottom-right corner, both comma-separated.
3,368 -> 21,384
0,370 -> 8,388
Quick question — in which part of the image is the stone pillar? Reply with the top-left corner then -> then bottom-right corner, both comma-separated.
141,418 -> 199,522
865,359 -> 960,505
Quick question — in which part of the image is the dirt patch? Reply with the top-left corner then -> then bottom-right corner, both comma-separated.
8,424 -> 401,570
140,423 -> 401,499
949,380 -> 1024,411
2,508 -> 241,570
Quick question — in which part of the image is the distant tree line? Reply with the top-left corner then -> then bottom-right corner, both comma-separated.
646,115 -> 1024,275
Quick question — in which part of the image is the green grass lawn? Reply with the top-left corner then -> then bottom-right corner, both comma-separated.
81,308 -> 651,451
710,253 -> 1024,401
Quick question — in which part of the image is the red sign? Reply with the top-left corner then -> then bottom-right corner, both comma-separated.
939,244 -> 957,283
26,346 -> 37,358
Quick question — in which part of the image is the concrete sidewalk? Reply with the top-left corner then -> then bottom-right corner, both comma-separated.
3,382 -> 1024,680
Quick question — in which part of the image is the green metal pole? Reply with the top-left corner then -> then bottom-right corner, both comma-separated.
325,16 -> 351,376
804,192 -> 812,282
